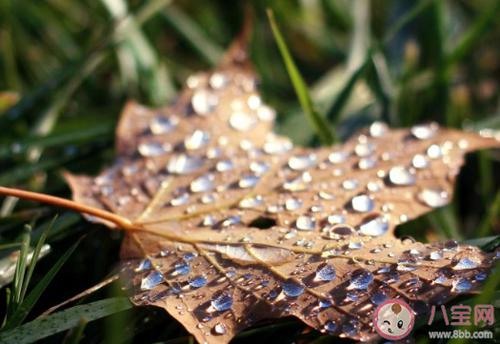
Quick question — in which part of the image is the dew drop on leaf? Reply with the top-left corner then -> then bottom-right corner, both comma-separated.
314,264 -> 336,282
453,257 -> 480,270
209,293 -> 233,312
358,215 -> 389,236
189,275 -> 208,288
452,278 -> 472,293
282,279 -> 305,297
388,166 -> 416,186
350,194 -> 374,212
150,116 -> 178,135
417,188 -> 449,208
348,270 -> 374,290
141,271 -> 164,290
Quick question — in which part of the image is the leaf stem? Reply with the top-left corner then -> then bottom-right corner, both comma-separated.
0,187 -> 134,231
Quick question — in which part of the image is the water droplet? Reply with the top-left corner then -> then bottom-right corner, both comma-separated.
210,293 -> 233,312
319,299 -> 332,308
141,271 -> 164,290
285,198 -> 302,211
138,142 -> 168,157
474,272 -> 487,281
221,215 -> 241,227
369,122 -> 388,137
250,161 -> 269,175
358,157 -> 377,170
202,215 -> 216,226
190,174 -> 214,193
348,241 -> 363,250
150,116 -> 178,135
167,154 -> 203,174
371,291 -> 387,305
184,130 -> 210,150
350,194 -> 374,213
327,214 -> 345,225
411,123 -> 438,140
135,259 -> 152,272
213,323 -> 227,335
324,321 -> 337,333
263,137 -> 293,155
189,275 -> 207,288
328,151 -> 348,164
429,251 -> 443,260
453,257 -> 480,270
229,112 -> 257,131
388,166 -> 416,186
296,215 -> 315,231
427,144 -> 443,159
283,172 -> 312,191
433,275 -> 447,285
418,188 -> 449,208
174,262 -> 190,276
209,73 -> 227,89
282,279 -> 304,297
288,154 -> 317,171
170,193 -> 189,206
238,175 -> 259,188
239,196 -> 263,208
412,154 -> 429,169
354,142 -> 375,157
216,160 -> 234,172
314,264 -> 336,282
348,270 -> 374,290
358,215 -> 389,236
342,179 -> 359,190
452,278 -> 472,293
192,89 -> 218,115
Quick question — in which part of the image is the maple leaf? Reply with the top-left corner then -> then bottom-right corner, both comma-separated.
1,34 -> 500,343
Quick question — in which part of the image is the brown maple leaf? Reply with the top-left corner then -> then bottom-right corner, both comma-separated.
1,33 -> 500,343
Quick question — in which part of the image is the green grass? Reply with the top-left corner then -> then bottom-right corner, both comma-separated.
0,0 -> 499,343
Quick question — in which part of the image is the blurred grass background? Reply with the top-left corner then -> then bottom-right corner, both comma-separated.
0,0 -> 499,343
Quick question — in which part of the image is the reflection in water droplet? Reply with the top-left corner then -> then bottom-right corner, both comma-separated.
183,252 -> 197,261
358,215 -> 389,236
210,293 -> 233,312
348,270 -> 374,290
213,323 -> 227,335
388,166 -> 416,186
239,196 -> 263,208
452,278 -> 472,293
433,275 -> 447,285
319,299 -> 332,308
282,279 -> 304,297
189,275 -> 207,288
141,271 -> 164,290
288,154 -> 317,170
174,262 -> 190,276
351,194 -> 374,212
453,257 -> 480,270
209,73 -> 227,89
283,172 -> 312,191
296,216 -> 315,231
418,188 -> 449,208
150,116 -> 178,135
221,216 -> 241,227
168,154 -> 203,174
263,137 -> 293,155
314,264 -> 336,282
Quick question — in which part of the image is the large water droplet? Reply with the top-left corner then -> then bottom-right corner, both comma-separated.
418,188 -> 449,208
282,279 -> 304,297
350,194 -> 374,212
141,271 -> 164,290
314,264 -> 336,282
190,174 -> 214,193
189,275 -> 208,288
358,215 -> 389,236
452,278 -> 472,293
296,215 -> 315,231
192,89 -> 218,115
288,154 -> 317,171
150,116 -> 178,135
167,154 -> 203,174
411,123 -> 438,140
453,257 -> 480,270
184,130 -> 210,150
388,166 -> 416,186
238,175 -> 259,188
210,293 -> 233,312
348,270 -> 374,290
229,112 -> 257,131
138,142 -> 168,157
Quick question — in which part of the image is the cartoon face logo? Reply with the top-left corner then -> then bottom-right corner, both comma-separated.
374,299 -> 415,340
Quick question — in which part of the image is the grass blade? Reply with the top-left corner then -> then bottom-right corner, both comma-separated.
12,225 -> 31,306
0,298 -> 133,344
267,9 -> 335,145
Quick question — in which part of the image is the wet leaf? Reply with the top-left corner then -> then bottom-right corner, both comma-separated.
6,34 -> 500,343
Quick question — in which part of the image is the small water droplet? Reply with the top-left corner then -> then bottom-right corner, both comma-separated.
452,278 -> 472,293
296,215 -> 315,231
229,112 -> 257,131
324,321 -> 337,333
167,154 -> 203,174
288,154 -> 317,171
189,275 -> 207,288
283,172 -> 312,191
411,123 -> 438,140
342,179 -> 359,190
433,275 -> 447,285
209,73 -> 227,89
209,293 -> 233,312
412,154 -> 429,169
418,188 -> 449,208
141,271 -> 164,290
221,215 -> 241,227
216,160 -> 234,172
328,151 -> 349,164
354,142 -> 375,157
239,196 -> 263,208
319,299 -> 332,308
358,215 -> 389,236
135,259 -> 152,272
327,214 -> 345,225
348,270 -> 373,290
170,193 -> 189,206
427,144 -> 443,159
429,251 -> 443,260
263,137 -> 293,155
371,291 -> 387,305
190,174 -> 214,193
388,166 -> 416,186
213,323 -> 227,335
314,264 -> 336,282
350,194 -> 374,212
238,175 -> 259,188
150,116 -> 178,134
192,89 -> 218,115
453,257 -> 480,270
184,130 -> 210,150
250,161 -> 269,175
282,279 -> 304,297
474,272 -> 487,281
174,262 -> 190,276
183,252 -> 197,261
285,198 -> 302,211
348,241 -> 363,250
358,157 -> 377,170
369,122 -> 388,137
138,142 -> 168,157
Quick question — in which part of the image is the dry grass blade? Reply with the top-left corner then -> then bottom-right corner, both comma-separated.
1,33 -> 500,343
